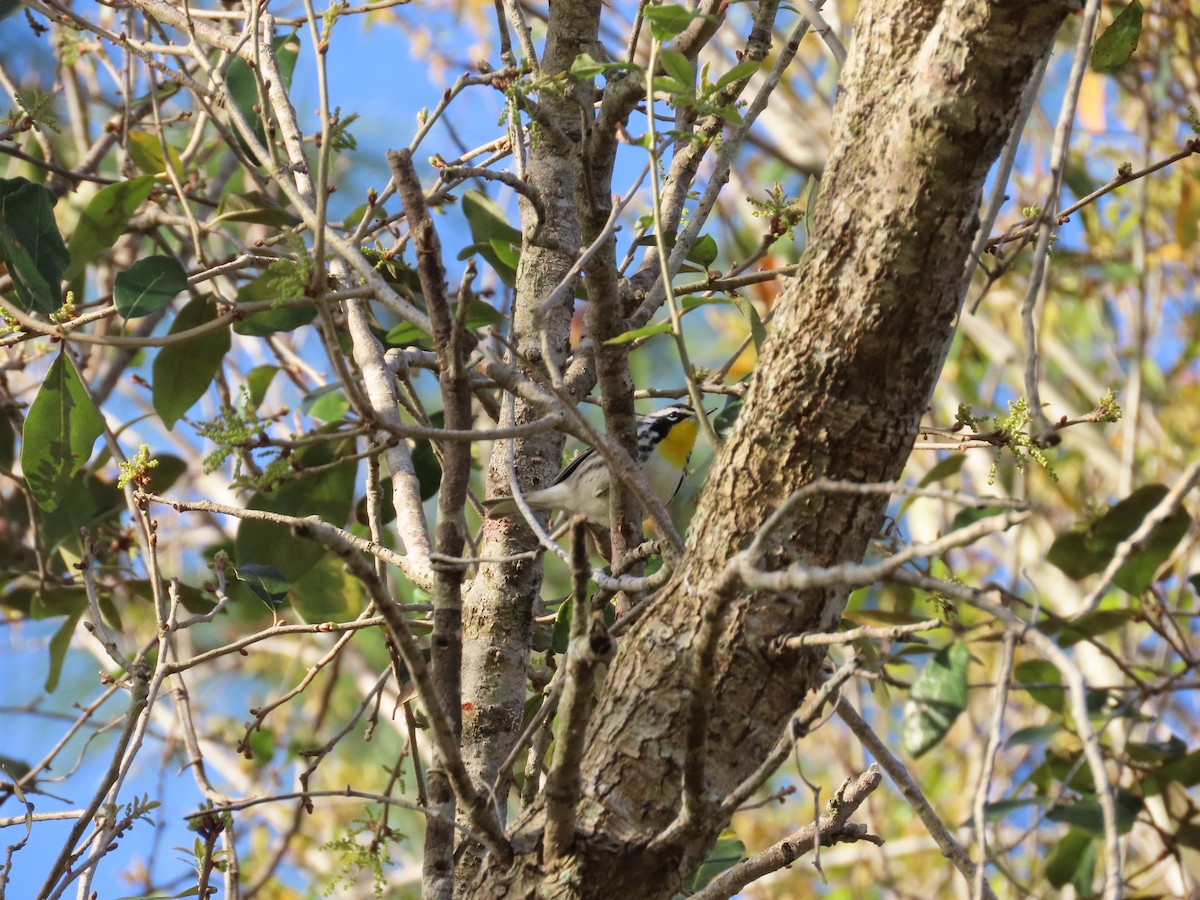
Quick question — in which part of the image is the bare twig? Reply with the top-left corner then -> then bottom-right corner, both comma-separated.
543,519 -> 613,863
972,632 -> 1016,899
837,699 -> 998,900
691,767 -> 883,900
1015,0 -> 1103,443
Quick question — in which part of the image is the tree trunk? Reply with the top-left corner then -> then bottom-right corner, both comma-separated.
472,0 -> 1075,896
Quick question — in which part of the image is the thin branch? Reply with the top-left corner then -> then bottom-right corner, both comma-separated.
837,699 -> 998,900
543,519 -> 612,863
777,618 -> 944,650
791,0 -> 846,65
1015,0 -> 1103,443
735,508 -> 1030,594
889,572 -> 1123,900
972,632 -> 1016,900
964,51 -> 1048,311
721,658 -> 861,816
182,788 -> 479,839
142,493 -> 434,593
691,767 -> 883,900
306,523 -> 513,867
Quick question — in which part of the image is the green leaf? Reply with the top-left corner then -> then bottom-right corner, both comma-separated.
902,639 -> 970,757
152,296 -> 231,430
1151,750 -> 1200,788
29,582 -> 88,619
247,726 -> 276,765
570,52 -> 608,79
644,4 -> 699,41
713,59 -> 760,92
1126,734 -> 1187,764
1064,161 -> 1098,202
235,562 -> 291,611
225,35 -> 300,156
1046,531 -> 1099,581
37,473 -> 123,553
1013,659 -> 1063,713
679,295 -> 731,313
1047,484 -> 1190,594
412,436 -> 441,501
354,476 -> 397,527
114,256 -> 188,318
459,189 -> 521,286
235,435 -> 357,583
1006,724 -> 1061,747
0,410 -> 13,471
605,321 -> 672,345
45,609 -> 83,692
633,230 -> 677,249
1047,791 -> 1142,837
1047,608 -> 1138,648
552,598 -> 572,655
384,299 -> 502,347
1045,829 -> 1097,892
686,832 -> 745,892
658,48 -> 694,90
1090,0 -> 1143,74
233,259 -> 316,336
143,455 -> 187,494
651,76 -> 689,96
981,797 -> 1042,823
948,504 -> 1013,533
64,175 -> 155,279
0,177 -> 69,314
300,384 -> 350,422
127,131 -> 183,179
289,553 -> 362,622
713,103 -> 743,127
686,233 -> 718,268
732,297 -> 767,349
214,190 -> 301,227
713,397 -> 742,437
569,53 -> 640,79
20,352 -> 106,512
488,237 -> 521,270
245,365 -> 278,412
917,454 -> 967,487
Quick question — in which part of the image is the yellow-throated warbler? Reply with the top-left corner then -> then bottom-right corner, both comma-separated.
484,404 -> 701,525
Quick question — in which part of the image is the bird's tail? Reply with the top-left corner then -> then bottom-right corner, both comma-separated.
482,496 -> 519,518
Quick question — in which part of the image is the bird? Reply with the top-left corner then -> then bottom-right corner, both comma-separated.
483,404 -> 701,527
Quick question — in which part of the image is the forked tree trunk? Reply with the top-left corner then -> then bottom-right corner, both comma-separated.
470,0 -> 1076,896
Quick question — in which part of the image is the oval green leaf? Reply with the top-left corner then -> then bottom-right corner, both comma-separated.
152,296 -> 231,430
235,562 -> 292,612
20,351 -> 106,512
114,255 -> 188,318
0,177 -> 69,314
64,175 -> 155,279
1090,0 -> 1143,74
902,638 -> 970,757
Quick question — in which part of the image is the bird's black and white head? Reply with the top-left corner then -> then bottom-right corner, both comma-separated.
635,404 -> 698,464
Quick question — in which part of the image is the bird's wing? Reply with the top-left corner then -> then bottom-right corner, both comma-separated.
552,447 -> 596,486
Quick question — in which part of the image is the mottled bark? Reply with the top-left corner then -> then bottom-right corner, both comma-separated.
470,0 -> 1075,896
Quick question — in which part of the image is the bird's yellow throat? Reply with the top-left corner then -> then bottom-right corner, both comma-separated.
656,418 -> 699,468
